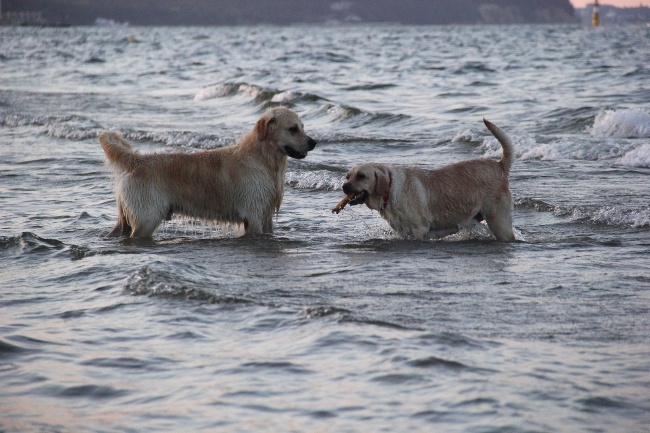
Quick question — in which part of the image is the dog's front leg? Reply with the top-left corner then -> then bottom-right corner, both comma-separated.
411,224 -> 434,241
262,215 -> 274,234
243,218 -> 264,235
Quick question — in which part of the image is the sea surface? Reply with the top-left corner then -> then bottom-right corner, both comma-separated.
1,24 -> 649,432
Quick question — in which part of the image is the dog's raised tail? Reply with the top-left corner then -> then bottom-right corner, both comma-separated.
99,131 -> 137,171
483,118 -> 514,173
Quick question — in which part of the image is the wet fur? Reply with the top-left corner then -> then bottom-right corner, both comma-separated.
100,107 -> 316,238
341,119 -> 516,241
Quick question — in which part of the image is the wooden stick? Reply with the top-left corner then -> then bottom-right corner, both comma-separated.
331,195 -> 351,214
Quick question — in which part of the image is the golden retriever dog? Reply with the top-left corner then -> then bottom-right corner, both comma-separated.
336,119 -> 516,241
100,107 -> 316,238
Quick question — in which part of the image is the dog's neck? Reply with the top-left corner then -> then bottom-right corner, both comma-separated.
235,132 -> 287,211
382,172 -> 392,210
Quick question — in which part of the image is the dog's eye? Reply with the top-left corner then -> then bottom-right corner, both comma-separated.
288,125 -> 299,134
356,173 -> 366,181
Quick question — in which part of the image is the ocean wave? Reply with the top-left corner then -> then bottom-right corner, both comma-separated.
590,108 -> 650,138
286,170 -> 345,191
508,137 -> 650,167
1,232 -> 99,261
275,51 -> 354,64
0,338 -> 32,357
302,103 -> 410,129
193,81 -> 410,129
157,218 -> 246,239
45,384 -> 129,400
451,128 -> 486,145
310,132 -> 409,145
572,206 -> 650,228
193,82 -> 325,106
454,109 -> 650,166
124,266 -> 253,304
343,83 -> 397,91
619,144 -> 650,168
194,82 -> 272,102
516,198 -> 650,228
302,306 -> 352,319
455,127 -> 551,161
453,61 -> 496,75
1,232 -> 66,255
1,112 -> 107,141
43,123 -> 102,141
117,129 -> 231,150
0,113 -> 51,127
43,122 -> 232,149
1,113 -> 84,129
406,355 -> 468,370
458,126 -> 648,166
541,106 -> 599,134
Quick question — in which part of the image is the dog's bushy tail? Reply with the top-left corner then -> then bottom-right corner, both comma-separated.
99,131 -> 137,171
483,119 -> 514,173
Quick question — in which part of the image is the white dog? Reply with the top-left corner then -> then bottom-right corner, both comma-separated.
337,119 -> 516,241
100,107 -> 316,237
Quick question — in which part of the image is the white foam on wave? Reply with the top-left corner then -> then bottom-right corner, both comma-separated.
455,128 -> 554,161
590,109 -> 650,138
193,83 -> 264,102
517,138 -> 622,161
271,90 -> 301,103
619,144 -> 650,168
332,207 -> 398,241
571,206 -> 650,228
451,128 -> 484,144
519,198 -> 650,228
193,85 -> 226,102
456,109 -> 650,166
159,217 -> 245,238
461,128 -> 645,166
286,170 -> 345,191
476,130 -> 626,162
438,220 -> 526,242
44,123 -> 100,140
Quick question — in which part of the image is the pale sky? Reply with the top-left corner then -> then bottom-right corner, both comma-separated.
570,0 -> 647,7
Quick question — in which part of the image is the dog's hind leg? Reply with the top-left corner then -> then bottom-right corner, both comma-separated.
107,201 -> 132,237
131,218 -> 161,238
108,219 -> 128,237
128,205 -> 165,238
484,201 -> 515,241
262,215 -> 274,234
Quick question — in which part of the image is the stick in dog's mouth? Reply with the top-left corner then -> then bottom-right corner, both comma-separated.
331,191 -> 368,214
348,190 -> 368,206
331,195 -> 351,214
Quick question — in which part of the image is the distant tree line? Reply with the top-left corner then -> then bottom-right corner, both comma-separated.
3,0 -> 578,26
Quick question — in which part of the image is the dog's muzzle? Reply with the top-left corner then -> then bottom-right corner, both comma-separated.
342,183 -> 368,205
285,136 -> 317,160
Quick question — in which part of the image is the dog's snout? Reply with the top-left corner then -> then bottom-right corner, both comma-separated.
307,137 -> 317,151
342,182 -> 352,195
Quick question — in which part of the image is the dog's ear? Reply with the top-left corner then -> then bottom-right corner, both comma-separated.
255,115 -> 275,141
374,166 -> 391,199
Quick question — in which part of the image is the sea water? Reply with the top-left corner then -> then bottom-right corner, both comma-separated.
1,24 -> 649,432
